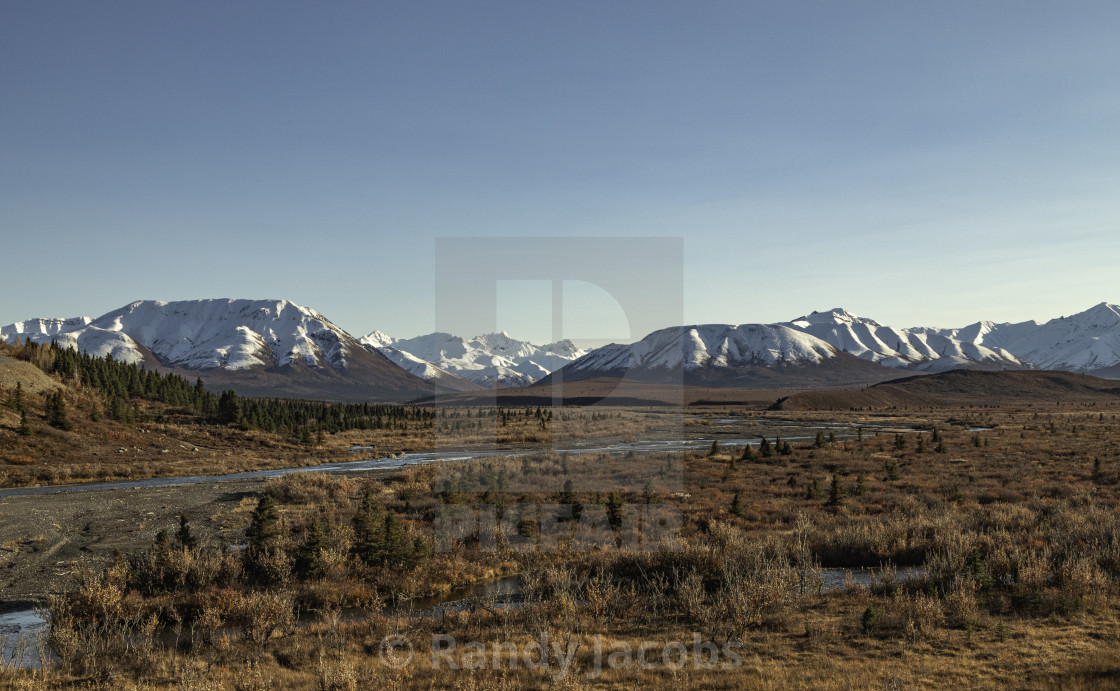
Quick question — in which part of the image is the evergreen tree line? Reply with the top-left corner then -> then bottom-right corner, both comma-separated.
9,340 -> 431,436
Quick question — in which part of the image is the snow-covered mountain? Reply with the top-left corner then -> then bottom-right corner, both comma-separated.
787,308 -> 1023,372
358,331 -> 484,391
547,302 -> 1120,388
549,322 -> 900,388
565,323 -> 834,375
361,331 -> 586,387
7,300 -> 1118,398
3,299 -> 356,370
0,299 -> 439,401
939,302 -> 1120,374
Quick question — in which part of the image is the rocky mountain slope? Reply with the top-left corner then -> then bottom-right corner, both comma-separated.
545,323 -> 900,388
545,302 -> 1120,389
1,299 -> 441,401
787,308 -> 1022,372
935,302 -> 1120,375
361,330 -> 585,387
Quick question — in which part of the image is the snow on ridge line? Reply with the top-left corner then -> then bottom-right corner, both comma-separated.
0,298 -> 359,372
784,308 -> 1022,370
567,322 -> 838,373
3,316 -> 94,336
359,329 -> 587,387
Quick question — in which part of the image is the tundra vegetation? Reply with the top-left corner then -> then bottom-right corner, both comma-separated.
0,341 -> 653,488
2,342 -> 1120,688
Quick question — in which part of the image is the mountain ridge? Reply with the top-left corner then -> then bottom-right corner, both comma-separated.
544,302 -> 1120,388
361,330 -> 586,388
0,299 -> 439,401
6,300 -> 1119,400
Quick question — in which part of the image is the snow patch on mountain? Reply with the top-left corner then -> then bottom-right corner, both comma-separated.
945,302 -> 1120,373
1,299 -> 357,372
362,331 -> 586,387
788,308 -> 1022,370
565,323 -> 838,376
357,338 -> 460,383
3,316 -> 94,337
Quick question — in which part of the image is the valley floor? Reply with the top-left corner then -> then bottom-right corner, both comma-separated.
3,403 -> 1120,689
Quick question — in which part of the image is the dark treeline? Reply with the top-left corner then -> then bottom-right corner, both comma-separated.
9,340 -> 431,438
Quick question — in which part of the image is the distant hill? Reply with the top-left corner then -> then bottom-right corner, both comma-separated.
772,370 -> 1120,410
0,354 -> 62,395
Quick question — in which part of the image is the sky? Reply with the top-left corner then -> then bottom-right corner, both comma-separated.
3,1 -> 1119,345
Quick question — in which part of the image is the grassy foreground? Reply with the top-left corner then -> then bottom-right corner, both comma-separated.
3,403 -> 1120,689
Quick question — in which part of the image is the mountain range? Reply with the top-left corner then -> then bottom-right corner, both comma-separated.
930,302 -> 1120,377
361,331 -> 586,388
0,299 -> 443,401
548,303 -> 1120,387
3,299 -> 1119,401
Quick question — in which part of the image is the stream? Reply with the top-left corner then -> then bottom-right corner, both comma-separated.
0,608 -> 51,671
0,415 -> 937,670
0,418 -> 911,498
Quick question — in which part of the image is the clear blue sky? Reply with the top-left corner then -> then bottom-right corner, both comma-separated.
3,1 -> 1118,344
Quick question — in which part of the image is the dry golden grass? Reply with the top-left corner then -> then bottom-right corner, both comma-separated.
5,402 -> 1120,688
0,372 -> 668,491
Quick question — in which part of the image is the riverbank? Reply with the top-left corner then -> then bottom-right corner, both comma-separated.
0,472 -> 408,608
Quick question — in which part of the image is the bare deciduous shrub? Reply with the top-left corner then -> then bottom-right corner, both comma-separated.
264,472 -> 357,507
233,590 -> 294,652
674,568 -> 706,623
925,529 -> 972,591
890,592 -> 944,641
942,578 -> 980,629
317,654 -> 359,691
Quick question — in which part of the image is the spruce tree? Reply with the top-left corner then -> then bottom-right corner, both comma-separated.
154,528 -> 171,553
827,474 -> 847,506
45,391 -> 72,430
295,520 -> 330,580
217,390 -> 242,425
10,381 -> 25,413
730,492 -> 745,517
17,409 -> 33,437
606,492 -> 625,531
352,492 -> 386,567
177,514 -> 198,550
244,495 -> 287,585
759,437 -> 773,458
380,513 -> 410,568
806,478 -> 825,500
555,479 -> 583,522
